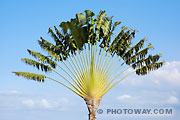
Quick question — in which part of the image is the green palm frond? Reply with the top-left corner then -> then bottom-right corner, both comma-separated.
38,37 -> 63,61
13,72 -> 46,82
21,58 -> 52,72
27,49 -> 57,68
13,72 -> 84,97
13,9 -> 164,101
136,61 -> 164,75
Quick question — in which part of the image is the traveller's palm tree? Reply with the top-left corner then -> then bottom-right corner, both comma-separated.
13,10 -> 164,120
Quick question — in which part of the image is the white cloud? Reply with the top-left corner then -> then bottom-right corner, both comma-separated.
117,94 -> 132,100
8,90 -> 21,94
40,99 -> 52,109
22,99 -> 35,107
149,61 -> 180,85
60,97 -> 69,104
22,99 -> 52,109
124,77 -> 143,86
21,97 -> 69,110
0,90 -> 21,95
167,96 -> 179,104
124,61 -> 180,87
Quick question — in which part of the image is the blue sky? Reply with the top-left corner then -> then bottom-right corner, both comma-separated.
0,0 -> 180,120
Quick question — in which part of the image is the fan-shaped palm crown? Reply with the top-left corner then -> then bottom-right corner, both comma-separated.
13,10 -> 164,120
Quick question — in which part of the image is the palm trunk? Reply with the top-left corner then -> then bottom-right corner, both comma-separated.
85,98 -> 101,120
